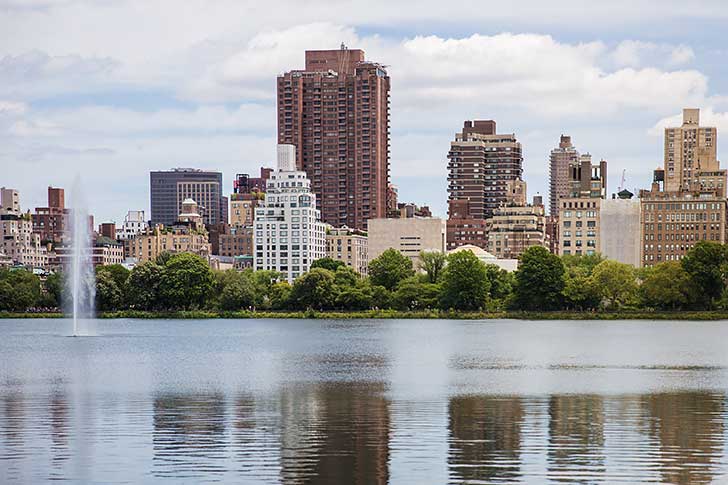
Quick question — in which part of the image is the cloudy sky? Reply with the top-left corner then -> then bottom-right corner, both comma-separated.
3,0 -> 728,222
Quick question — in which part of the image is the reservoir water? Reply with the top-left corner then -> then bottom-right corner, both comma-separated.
1,318 -> 728,483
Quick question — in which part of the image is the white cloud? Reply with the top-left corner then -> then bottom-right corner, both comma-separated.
669,45 -> 695,66
650,107 -> 728,136
0,100 -> 27,116
612,40 -> 695,68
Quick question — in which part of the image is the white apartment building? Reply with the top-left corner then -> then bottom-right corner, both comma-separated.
116,210 -> 148,240
0,189 -> 48,268
253,145 -> 327,283
600,191 -> 641,267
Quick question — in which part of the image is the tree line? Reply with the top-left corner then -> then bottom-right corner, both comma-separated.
2,241 -> 728,313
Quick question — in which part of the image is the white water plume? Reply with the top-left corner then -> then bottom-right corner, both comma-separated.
66,177 -> 95,336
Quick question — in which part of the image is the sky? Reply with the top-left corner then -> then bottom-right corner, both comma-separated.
3,0 -> 728,223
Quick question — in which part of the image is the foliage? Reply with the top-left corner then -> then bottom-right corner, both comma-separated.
368,249 -> 415,290
590,260 -> 638,309
640,261 -> 696,310
0,269 -> 41,311
439,250 -> 490,310
310,257 -> 345,272
269,281 -> 292,310
289,268 -> 336,310
125,261 -> 164,311
681,241 -> 728,308
562,266 -> 600,310
159,253 -> 215,310
512,246 -> 565,311
419,251 -> 447,283
392,277 -> 439,310
95,270 -> 123,311
484,264 -> 514,301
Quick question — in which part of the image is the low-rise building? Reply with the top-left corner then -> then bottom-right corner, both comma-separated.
448,244 -> 518,272
367,217 -> 446,265
326,226 -> 368,275
125,200 -> 211,263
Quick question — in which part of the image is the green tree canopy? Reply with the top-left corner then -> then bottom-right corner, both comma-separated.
562,265 -> 600,310
0,269 -> 41,311
219,275 -> 256,311
512,246 -> 565,311
681,241 -> 728,307
418,251 -> 447,283
368,249 -> 414,290
392,277 -> 440,310
96,264 -> 130,290
590,260 -> 638,309
333,266 -> 359,288
561,253 -> 605,274
95,270 -> 123,311
126,261 -> 164,310
310,257 -> 345,272
269,281 -> 292,310
289,268 -> 336,310
439,250 -> 490,311
640,261 -> 696,310
484,264 -> 514,301
159,253 -> 215,310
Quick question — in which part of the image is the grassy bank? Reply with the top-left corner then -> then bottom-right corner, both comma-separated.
3,310 -> 728,320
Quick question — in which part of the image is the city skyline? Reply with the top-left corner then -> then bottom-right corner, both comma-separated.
3,2 -> 728,223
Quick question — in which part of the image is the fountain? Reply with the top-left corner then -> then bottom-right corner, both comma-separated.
67,177 -> 95,336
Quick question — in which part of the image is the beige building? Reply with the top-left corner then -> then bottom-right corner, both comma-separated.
367,217 -> 446,265
558,198 -> 601,256
664,108 -> 722,192
0,213 -> 49,268
486,201 -> 547,259
448,244 -> 518,272
326,226 -> 368,275
600,191 -> 641,267
230,194 -> 263,228
126,199 -> 211,263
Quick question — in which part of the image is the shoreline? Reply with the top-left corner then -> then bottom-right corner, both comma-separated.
3,310 -> 728,320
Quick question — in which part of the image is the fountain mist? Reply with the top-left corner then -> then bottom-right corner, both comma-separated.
67,177 -> 95,336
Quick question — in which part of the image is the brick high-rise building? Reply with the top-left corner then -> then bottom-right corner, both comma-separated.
277,46 -> 390,230
446,120 -> 523,250
665,108 -> 721,192
549,135 -> 580,216
33,186 -> 70,243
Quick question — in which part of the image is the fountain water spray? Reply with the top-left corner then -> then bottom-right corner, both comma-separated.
67,177 -> 95,336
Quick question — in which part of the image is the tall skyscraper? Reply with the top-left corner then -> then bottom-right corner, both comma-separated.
446,120 -> 523,250
664,108 -> 721,192
150,169 -> 224,227
277,46 -> 391,230
253,145 -> 327,283
549,135 -> 580,216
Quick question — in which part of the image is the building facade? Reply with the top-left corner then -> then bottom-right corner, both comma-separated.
367,217 -> 446,265
486,200 -> 548,259
664,108 -> 721,192
277,47 -> 390,230
115,210 -> 147,240
0,188 -> 20,215
253,144 -> 328,283
150,169 -> 224,226
230,169 -> 271,228
549,135 -> 580,216
558,158 -> 607,256
0,213 -> 48,268
600,191 -> 641,267
326,226 -> 368,275
447,120 -> 523,250
33,186 -> 69,243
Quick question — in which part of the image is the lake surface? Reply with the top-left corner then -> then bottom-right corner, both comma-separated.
1,318 -> 728,484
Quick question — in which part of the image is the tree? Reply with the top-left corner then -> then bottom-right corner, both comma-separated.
95,270 -> 123,311
0,269 -> 41,311
269,281 -> 292,310
392,277 -> 439,310
419,251 -> 446,283
126,261 -> 164,310
250,269 -> 282,308
484,264 -> 514,301
512,246 -> 565,311
562,266 -> 600,310
310,257 -> 345,272
369,285 -> 391,309
289,268 -> 336,310
335,283 -> 374,310
41,271 -> 63,308
96,264 -> 130,290
681,241 -> 728,308
590,260 -> 638,309
159,253 -> 215,310
219,277 -> 256,311
561,253 -> 604,274
368,249 -> 414,290
640,261 -> 696,310
333,266 -> 359,288
439,250 -> 490,310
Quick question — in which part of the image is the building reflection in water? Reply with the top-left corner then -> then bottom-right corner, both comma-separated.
448,395 -> 524,483
152,393 -> 227,479
641,391 -> 725,485
47,390 -> 70,474
547,395 -> 605,479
